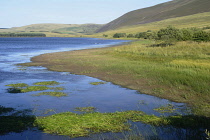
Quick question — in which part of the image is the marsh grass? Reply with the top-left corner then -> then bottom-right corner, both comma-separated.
153,104 -> 177,114
6,83 -> 29,88
33,92 -> 67,97
89,82 -> 107,85
74,107 -> 97,113
35,110 -> 210,138
33,81 -> 60,86
5,81 -> 65,96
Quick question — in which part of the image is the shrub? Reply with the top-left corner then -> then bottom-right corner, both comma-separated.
113,33 -> 127,38
157,26 -> 183,41
193,30 -> 210,42
127,34 -> 134,38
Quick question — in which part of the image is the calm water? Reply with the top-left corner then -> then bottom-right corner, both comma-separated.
0,37 -> 193,140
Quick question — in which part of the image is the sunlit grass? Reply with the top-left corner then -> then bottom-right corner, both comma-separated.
5,81 -> 65,94
32,92 -> 68,97
33,81 -> 60,86
89,82 -> 107,85
35,110 -> 210,138
74,107 -> 96,113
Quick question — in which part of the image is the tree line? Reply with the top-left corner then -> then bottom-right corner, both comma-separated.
0,33 -> 46,37
112,26 -> 210,42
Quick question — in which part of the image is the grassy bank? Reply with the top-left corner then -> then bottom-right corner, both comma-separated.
22,40 -> 210,117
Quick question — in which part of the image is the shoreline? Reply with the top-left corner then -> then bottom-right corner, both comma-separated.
21,39 -> 210,117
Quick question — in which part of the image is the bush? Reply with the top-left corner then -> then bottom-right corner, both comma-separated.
127,34 -> 134,38
180,29 -> 194,41
193,30 -> 210,42
157,26 -> 183,41
113,33 -> 126,38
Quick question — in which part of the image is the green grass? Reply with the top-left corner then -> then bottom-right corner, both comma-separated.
32,92 -> 68,97
35,110 -> 210,138
89,82 -> 107,85
5,81 -> 65,94
6,83 -> 29,88
74,107 -> 96,113
33,81 -> 60,86
34,111 -> 151,138
153,104 -> 177,114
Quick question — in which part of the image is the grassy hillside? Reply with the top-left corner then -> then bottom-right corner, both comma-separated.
0,23 -> 103,37
92,12 -> 210,38
52,24 -> 103,35
97,0 -> 210,32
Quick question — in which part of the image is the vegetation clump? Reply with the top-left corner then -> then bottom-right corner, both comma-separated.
33,81 -> 60,86
0,33 -> 46,37
34,110 -> 210,138
32,92 -> 67,97
89,82 -> 107,85
74,107 -> 96,113
113,26 -> 210,42
113,33 -> 127,38
5,81 -> 65,95
153,104 -> 177,114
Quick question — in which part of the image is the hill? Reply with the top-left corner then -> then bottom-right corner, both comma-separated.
0,23 -> 103,36
97,0 -> 210,32
93,11 -> 210,38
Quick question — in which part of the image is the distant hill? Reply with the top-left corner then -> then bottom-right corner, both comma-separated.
52,24 -> 103,35
97,0 -> 210,32
0,23 -> 103,35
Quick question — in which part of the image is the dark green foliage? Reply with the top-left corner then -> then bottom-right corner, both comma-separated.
203,26 -> 210,30
127,34 -> 134,38
113,33 -> 126,38
157,26 -> 183,41
193,30 -> 210,42
130,26 -> 210,43
0,33 -> 46,37
180,28 -> 194,41
135,32 -> 147,39
103,34 -> 108,37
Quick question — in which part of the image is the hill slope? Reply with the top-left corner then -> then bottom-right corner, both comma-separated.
97,0 -> 210,32
0,23 -> 103,35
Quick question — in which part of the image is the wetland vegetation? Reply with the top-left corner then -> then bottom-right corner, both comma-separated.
5,81 -> 67,97
20,38 -> 210,139
26,40 -> 210,117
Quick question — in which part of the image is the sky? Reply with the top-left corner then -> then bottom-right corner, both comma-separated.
1,0 -> 171,28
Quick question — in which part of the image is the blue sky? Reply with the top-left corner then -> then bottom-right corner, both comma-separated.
1,0 -> 171,28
